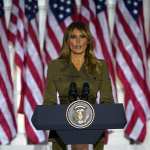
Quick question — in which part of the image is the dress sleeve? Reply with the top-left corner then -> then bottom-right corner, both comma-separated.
99,61 -> 113,103
43,64 -> 57,105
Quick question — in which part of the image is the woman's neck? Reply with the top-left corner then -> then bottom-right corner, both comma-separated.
71,53 -> 85,71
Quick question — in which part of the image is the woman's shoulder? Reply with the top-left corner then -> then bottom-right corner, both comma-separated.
47,58 -> 66,66
97,59 -> 110,79
94,59 -> 109,77
47,58 -> 67,70
96,59 -> 108,69
97,59 -> 106,64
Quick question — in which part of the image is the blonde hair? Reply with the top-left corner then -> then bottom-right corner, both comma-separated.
59,22 -> 101,74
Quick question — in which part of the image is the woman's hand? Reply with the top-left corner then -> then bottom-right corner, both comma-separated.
72,144 -> 88,150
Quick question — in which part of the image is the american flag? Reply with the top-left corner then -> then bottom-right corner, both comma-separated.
19,0 -> 47,143
148,43 -> 150,57
112,0 -> 150,142
8,0 -> 26,71
0,0 -> 17,144
80,0 -> 117,101
8,0 -> 26,116
44,0 -> 78,63
148,36 -> 150,57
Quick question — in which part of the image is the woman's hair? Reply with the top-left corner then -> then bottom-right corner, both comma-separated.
59,21 -> 101,74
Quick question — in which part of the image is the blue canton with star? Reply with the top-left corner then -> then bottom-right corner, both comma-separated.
25,0 -> 38,21
124,0 -> 142,20
49,0 -> 75,22
94,0 -> 106,14
0,0 -> 4,17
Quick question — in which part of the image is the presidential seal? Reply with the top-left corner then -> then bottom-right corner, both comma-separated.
66,100 -> 95,129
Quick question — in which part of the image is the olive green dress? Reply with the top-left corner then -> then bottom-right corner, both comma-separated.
44,58 -> 113,150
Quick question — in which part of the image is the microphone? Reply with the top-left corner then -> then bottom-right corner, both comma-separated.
81,82 -> 90,100
68,82 -> 78,101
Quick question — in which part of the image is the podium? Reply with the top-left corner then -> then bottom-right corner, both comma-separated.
32,104 -> 126,144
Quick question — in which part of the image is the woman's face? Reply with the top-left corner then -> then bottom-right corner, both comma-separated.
68,28 -> 88,55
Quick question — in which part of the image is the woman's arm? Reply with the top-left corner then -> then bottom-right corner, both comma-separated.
43,63 -> 57,105
99,60 -> 113,104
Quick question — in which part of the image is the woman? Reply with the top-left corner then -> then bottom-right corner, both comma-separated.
44,22 -> 113,150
